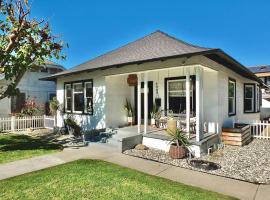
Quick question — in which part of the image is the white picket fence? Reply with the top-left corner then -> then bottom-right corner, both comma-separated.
0,115 -> 56,132
249,120 -> 270,140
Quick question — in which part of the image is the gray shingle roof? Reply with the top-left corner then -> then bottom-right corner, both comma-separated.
46,30 -> 215,78
249,65 -> 270,73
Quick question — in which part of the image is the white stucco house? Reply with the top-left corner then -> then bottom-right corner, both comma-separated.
42,31 -> 262,156
0,61 -> 65,116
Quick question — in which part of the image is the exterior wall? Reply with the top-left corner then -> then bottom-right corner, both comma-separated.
55,55 -> 260,132
105,75 -> 133,128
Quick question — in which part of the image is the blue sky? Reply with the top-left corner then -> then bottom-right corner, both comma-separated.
31,0 -> 270,69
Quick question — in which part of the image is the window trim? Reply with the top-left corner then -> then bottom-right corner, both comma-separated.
164,76 -> 196,116
64,79 -> 93,115
228,78 -> 236,116
243,83 -> 260,114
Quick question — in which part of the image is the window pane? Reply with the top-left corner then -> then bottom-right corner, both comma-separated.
74,93 -> 84,112
229,98 -> 234,114
228,81 -> 235,97
245,86 -> 253,98
74,83 -> 83,92
66,85 -> 71,97
66,98 -> 72,111
266,77 -> 270,86
85,82 -> 93,97
244,99 -> 252,111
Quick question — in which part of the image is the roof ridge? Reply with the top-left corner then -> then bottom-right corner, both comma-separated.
155,30 -> 213,50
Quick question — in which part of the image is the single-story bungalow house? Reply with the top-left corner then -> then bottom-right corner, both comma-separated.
42,30 -> 262,157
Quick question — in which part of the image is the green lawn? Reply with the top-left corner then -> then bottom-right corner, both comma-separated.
0,160 -> 237,200
0,134 -> 62,163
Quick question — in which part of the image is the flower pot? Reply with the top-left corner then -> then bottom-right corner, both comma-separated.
169,143 -> 186,159
167,119 -> 177,133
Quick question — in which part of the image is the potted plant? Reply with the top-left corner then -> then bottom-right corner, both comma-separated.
167,128 -> 190,159
64,115 -> 81,137
150,103 -> 162,127
124,99 -> 134,125
167,110 -> 177,133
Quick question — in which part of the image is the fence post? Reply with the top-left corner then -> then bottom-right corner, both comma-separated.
11,116 -> 15,132
43,115 -> 46,128
54,115 -> 56,127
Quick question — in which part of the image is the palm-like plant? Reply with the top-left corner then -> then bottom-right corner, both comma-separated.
167,128 -> 190,148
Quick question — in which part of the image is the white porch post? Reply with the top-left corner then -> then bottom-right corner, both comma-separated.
137,74 -> 141,134
144,72 -> 148,134
196,67 -> 203,142
186,69 -> 190,138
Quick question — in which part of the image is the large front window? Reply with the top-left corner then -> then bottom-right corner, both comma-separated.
228,78 -> 236,116
166,79 -> 193,115
64,80 -> 93,114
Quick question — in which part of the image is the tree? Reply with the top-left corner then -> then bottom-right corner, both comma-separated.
0,0 -> 66,99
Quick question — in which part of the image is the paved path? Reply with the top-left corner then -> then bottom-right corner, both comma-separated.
0,145 -> 267,200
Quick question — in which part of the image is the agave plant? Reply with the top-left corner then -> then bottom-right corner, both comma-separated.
167,128 -> 191,148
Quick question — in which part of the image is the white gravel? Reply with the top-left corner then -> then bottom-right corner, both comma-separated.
123,139 -> 270,184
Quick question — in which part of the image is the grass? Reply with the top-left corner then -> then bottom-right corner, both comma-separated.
0,160 -> 237,200
0,134 -> 62,163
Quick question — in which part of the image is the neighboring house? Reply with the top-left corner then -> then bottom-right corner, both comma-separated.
42,30 -> 262,157
249,65 -> 270,119
0,61 -> 65,116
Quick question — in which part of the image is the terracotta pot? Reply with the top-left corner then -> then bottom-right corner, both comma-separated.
169,143 -> 186,159
167,119 -> 177,133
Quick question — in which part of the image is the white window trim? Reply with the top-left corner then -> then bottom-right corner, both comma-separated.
167,79 -> 193,115
72,82 -> 83,114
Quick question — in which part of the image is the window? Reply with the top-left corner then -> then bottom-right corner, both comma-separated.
64,80 -> 93,114
166,78 -> 193,115
65,84 -> 72,112
256,85 -> 260,112
266,77 -> 270,87
228,78 -> 236,116
73,83 -> 84,113
11,93 -> 25,113
84,82 -> 93,114
244,84 -> 254,113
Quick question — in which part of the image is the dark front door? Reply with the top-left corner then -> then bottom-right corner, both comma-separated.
134,81 -> 153,124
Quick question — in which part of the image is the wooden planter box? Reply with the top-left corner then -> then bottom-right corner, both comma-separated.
222,124 -> 251,146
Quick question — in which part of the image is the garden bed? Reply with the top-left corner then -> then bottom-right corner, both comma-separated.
124,139 -> 270,184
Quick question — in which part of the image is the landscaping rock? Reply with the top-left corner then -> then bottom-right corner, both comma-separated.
134,144 -> 149,150
124,139 -> 270,184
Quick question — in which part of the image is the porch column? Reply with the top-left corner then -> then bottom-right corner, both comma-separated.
137,73 -> 141,134
186,69 -> 190,138
196,67 -> 203,142
144,72 -> 148,134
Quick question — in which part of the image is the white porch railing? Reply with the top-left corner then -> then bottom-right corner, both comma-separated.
0,115 -> 55,132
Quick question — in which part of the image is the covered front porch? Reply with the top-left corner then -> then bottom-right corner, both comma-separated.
105,65 -> 220,156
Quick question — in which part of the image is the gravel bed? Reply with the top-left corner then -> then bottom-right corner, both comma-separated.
123,139 -> 270,184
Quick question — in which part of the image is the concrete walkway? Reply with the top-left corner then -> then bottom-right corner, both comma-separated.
0,145 -> 267,200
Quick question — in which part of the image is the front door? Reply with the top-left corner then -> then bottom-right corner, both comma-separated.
134,81 -> 153,124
